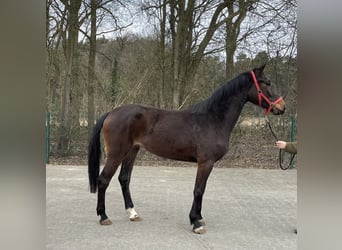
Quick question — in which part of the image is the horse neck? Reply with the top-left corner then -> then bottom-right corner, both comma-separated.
189,73 -> 252,135
212,76 -> 252,123
219,90 -> 249,135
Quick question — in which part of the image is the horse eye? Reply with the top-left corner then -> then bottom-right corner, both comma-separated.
263,79 -> 271,86
259,79 -> 270,86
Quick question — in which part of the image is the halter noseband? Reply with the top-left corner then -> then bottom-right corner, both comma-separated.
251,71 -> 283,115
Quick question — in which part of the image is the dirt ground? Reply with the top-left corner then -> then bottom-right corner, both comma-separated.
46,164 -> 297,250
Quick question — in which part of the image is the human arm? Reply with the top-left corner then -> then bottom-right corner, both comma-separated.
276,141 -> 297,154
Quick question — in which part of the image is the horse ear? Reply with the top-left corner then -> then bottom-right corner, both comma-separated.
259,63 -> 266,71
253,63 -> 266,75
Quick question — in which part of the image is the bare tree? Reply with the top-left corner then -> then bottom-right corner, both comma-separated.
228,0 -> 297,69
47,0 -> 133,153
225,0 -> 255,79
87,0 -> 96,139
83,0 -> 133,136
143,0 -> 254,108
57,0 -> 82,155
169,0 -> 234,108
158,0 -> 167,108
47,0 -> 67,108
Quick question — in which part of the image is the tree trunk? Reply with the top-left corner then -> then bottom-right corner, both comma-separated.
225,1 -> 251,79
170,0 -> 194,109
111,58 -> 118,105
87,0 -> 96,140
167,0 -> 232,108
58,0 -> 82,155
158,0 -> 166,108
225,22 -> 237,79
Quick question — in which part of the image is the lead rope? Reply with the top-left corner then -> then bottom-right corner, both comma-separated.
265,118 -> 295,170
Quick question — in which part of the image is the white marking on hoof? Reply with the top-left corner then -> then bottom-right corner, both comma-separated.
126,208 -> 141,221
193,226 -> 206,234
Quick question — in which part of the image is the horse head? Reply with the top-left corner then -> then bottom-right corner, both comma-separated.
248,64 -> 286,115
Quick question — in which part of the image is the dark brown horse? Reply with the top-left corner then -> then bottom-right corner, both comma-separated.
88,64 -> 285,234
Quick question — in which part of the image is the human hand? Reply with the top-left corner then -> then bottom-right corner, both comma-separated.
275,140 -> 287,149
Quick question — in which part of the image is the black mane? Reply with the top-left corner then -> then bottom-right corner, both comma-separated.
188,72 -> 252,114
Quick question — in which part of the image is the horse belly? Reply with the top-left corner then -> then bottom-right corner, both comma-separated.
136,134 -> 197,162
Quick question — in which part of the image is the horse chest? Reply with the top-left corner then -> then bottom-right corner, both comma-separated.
196,139 -> 228,162
212,143 -> 228,161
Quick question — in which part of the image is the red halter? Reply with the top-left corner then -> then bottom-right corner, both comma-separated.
251,71 -> 283,115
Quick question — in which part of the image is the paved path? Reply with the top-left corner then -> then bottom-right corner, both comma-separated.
46,164 -> 297,250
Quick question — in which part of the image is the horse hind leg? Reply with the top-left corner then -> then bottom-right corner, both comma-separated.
96,156 -> 122,225
118,145 -> 141,221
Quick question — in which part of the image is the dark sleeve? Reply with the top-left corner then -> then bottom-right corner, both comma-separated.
284,141 -> 297,154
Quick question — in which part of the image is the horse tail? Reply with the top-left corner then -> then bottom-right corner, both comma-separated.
88,112 -> 110,193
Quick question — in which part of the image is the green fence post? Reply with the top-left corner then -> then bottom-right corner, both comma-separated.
46,112 -> 51,164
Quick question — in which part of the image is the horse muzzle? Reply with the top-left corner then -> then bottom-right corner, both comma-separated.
270,99 -> 286,115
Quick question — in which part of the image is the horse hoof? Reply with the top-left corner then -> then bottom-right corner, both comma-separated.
126,208 -> 141,222
193,225 -> 206,234
99,218 -> 112,225
129,215 -> 142,222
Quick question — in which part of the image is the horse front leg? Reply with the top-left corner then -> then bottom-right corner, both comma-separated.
189,161 -> 214,234
118,145 -> 141,221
